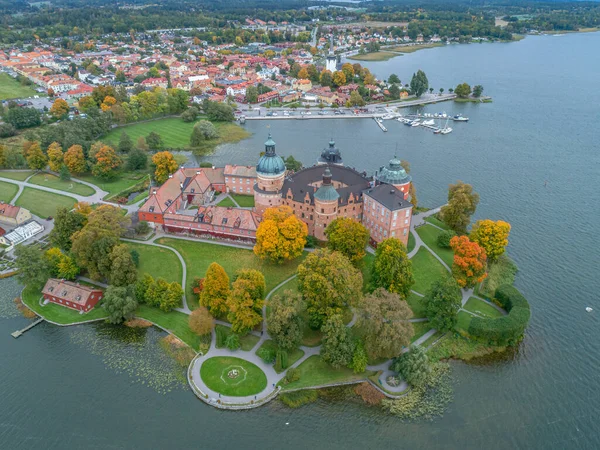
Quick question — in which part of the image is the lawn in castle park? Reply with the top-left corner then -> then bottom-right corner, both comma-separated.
0,180 -> 18,203
200,356 -> 267,396
15,187 -> 77,219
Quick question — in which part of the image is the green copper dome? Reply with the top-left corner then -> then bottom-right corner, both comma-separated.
378,155 -> 412,186
314,167 -> 340,202
257,133 -> 286,176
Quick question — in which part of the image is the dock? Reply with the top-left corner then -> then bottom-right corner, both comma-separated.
11,317 -> 44,338
373,117 -> 388,132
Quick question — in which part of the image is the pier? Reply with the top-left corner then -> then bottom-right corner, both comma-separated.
373,117 -> 388,132
11,318 -> 44,338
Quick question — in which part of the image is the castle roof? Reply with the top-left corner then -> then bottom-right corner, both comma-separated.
363,184 -> 413,211
377,155 -> 411,186
256,133 -> 286,176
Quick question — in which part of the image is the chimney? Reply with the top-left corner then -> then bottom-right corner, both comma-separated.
196,171 -> 200,175
152,190 -> 157,195
168,174 -> 173,179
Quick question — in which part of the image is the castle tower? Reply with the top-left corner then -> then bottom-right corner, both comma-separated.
326,34 -> 337,73
317,138 -> 344,166
313,167 -> 340,241
254,133 -> 286,215
376,155 -> 412,199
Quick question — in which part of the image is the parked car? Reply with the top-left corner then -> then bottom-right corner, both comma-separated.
266,111 -> 273,116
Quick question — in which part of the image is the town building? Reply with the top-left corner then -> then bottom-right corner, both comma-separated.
0,203 -> 32,226
41,279 -> 104,313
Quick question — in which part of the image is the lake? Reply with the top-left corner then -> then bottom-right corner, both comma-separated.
2,32 -> 600,449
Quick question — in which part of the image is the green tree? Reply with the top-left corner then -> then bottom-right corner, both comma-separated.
15,244 -> 49,287
267,290 -> 304,351
370,238 -> 414,298
50,207 -> 86,251
118,132 -> 133,153
391,345 -> 431,387
389,84 -> 400,100
284,155 -> 303,172
160,282 -> 184,312
424,277 -> 462,332
325,217 -> 370,264
319,70 -> 333,87
320,314 -> 354,369
388,73 -> 401,84
245,85 -> 258,103
203,100 -> 234,122
350,340 -> 368,373
472,85 -> 484,98
200,262 -> 230,317
5,107 -> 41,129
109,244 -> 138,287
226,270 -> 265,334
225,333 -> 241,350
146,131 -> 163,151
103,285 -> 138,324
181,106 -> 199,123
190,120 -> 219,146
349,90 -> 366,106
454,83 -> 472,98
439,181 -> 480,235
126,147 -> 148,171
409,70 -> 429,98
26,142 -> 47,170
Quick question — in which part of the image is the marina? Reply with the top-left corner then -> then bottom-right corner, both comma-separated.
373,117 -> 388,132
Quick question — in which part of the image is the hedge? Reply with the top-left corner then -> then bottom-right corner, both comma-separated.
467,284 -> 531,346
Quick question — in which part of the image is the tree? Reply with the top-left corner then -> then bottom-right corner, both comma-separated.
439,181 -> 480,235
136,136 -> 149,151
389,84 -> 400,100
320,314 -> 354,368
439,87 -> 445,95
297,249 -> 362,328
103,285 -> 138,324
473,85 -> 484,98
350,341 -> 368,373
319,70 -> 333,87
57,255 -> 80,280
470,219 -> 511,262
64,145 -> 86,174
391,345 -> 430,387
245,86 -> 258,103
189,306 -> 215,336
332,70 -> 347,87
100,96 -> 117,112
437,229 -> 457,248
14,244 -> 49,287
454,83 -> 472,98
182,106 -> 200,122
341,63 -> 355,80
410,70 -> 429,97
357,288 -> 414,359
118,132 -> 133,153
26,142 -> 47,170
254,206 -> 308,263
409,183 -> 418,208
388,73 -> 401,84
297,67 -> 309,80
5,107 -> 41,129
0,123 -> 17,139
47,142 -> 64,172
50,98 -> 69,120
450,236 -> 487,288
325,217 -> 369,264
424,277 -> 462,331
127,147 -> 148,171
267,290 -> 304,351
50,207 -> 86,251
146,131 -> 163,150
200,263 -> 231,317
92,146 -> 122,179
226,269 -> 265,334
151,151 -> 178,184
203,100 -> 234,122
59,164 -> 71,181
190,120 -> 219,146
283,155 -> 302,172
370,238 -> 414,298
109,244 -> 138,287
161,282 -> 184,312
349,90 -> 366,106
78,96 -> 98,114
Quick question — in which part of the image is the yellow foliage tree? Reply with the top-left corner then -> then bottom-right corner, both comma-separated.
254,206 -> 308,263
64,144 -> 87,174
47,142 -> 63,172
297,67 -> 309,79
100,95 -> 117,112
200,262 -> 231,317
151,151 -> 178,184
74,201 -> 93,216
332,70 -> 347,87
469,219 -> 511,262
49,98 -> 69,119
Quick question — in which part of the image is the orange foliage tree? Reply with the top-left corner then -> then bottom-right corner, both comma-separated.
254,205 -> 308,263
49,98 -> 69,119
469,219 -> 511,262
450,235 -> 487,288
92,145 -> 122,179
64,144 -> 87,174
151,151 -> 178,184
100,95 -> 117,112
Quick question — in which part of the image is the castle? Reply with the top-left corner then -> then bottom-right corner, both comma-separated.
138,134 -> 413,247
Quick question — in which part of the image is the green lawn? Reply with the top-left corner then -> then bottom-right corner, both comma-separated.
217,196 -> 237,207
407,231 -> 416,253
387,43 -> 444,53
125,242 -> 183,284
0,180 -> 18,203
230,194 -> 255,207
406,292 -> 427,318
29,173 -> 96,196
256,340 -> 304,373
21,284 -> 108,324
410,247 -> 450,295
411,321 -> 433,343
424,215 -> 450,230
215,324 -> 261,351
135,304 -> 202,351
77,172 -> 147,199
416,224 -> 454,267
477,255 -> 517,299
359,252 -> 375,293
280,355 -> 376,390
157,238 -> 306,308
15,187 -> 77,218
200,356 -> 267,396
0,73 -> 39,100
348,51 -> 398,61
464,297 -> 504,319
0,170 -> 34,181
455,310 -> 473,333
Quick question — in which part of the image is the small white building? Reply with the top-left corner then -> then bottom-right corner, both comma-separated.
0,221 -> 44,248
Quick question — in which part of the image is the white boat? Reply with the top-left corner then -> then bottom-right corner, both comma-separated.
411,120 -> 421,127
452,114 -> 469,122
440,127 -> 453,134
422,119 -> 435,126
381,114 -> 395,120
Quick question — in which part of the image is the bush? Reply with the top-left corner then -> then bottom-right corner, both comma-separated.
215,326 -> 227,347
467,284 -> 531,346
275,349 -> 288,372
0,123 -> 17,138
135,221 -> 151,235
225,333 -> 241,350
279,389 -> 318,408
437,230 -> 456,248
257,347 -> 276,364
284,368 -> 300,384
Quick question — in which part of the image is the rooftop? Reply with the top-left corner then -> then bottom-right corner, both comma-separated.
42,279 -> 102,306
363,184 -> 413,211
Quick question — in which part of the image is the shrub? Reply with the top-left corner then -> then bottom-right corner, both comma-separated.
0,123 -> 17,138
225,333 -> 241,350
437,230 -> 456,248
275,349 -> 288,372
284,368 -> 300,384
215,326 -> 227,347
279,389 -> 318,408
257,347 -> 276,364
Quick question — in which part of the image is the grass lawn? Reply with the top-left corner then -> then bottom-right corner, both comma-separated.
387,43 -> 444,53
0,170 -> 34,181
135,304 -> 203,351
21,284 -> 108,324
478,255 -> 517,299
349,51 -> 398,61
29,173 -> 96,196
455,310 -> 473,333
406,292 -> 427,318
424,215 -> 450,230
407,231 -> 416,253
15,187 -> 76,218
217,196 -> 237,207
359,252 -> 374,292
200,356 -> 267,396
215,324 -> 261,351
280,355 -> 375,390
0,180 -> 18,203
230,194 -> 255,207
0,73 -> 39,100
77,172 -> 147,199
410,247 -> 450,295
421,331 -> 444,348
256,340 -> 305,373
411,321 -> 433,343
103,117 -> 251,152
416,224 -> 454,267
157,237 -> 306,307
464,297 -> 504,318
125,242 -> 183,283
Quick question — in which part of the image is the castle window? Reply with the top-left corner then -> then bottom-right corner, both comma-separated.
321,208 -> 324,213
310,215 -> 313,220
392,231 -> 396,237
405,209 -> 410,217
403,229 -> 408,236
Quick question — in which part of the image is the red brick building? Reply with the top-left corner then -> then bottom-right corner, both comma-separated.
42,279 -> 104,313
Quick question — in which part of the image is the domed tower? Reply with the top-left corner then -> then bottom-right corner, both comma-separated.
254,133 -> 286,215
376,155 -> 412,199
313,167 -> 340,241
317,138 -> 344,166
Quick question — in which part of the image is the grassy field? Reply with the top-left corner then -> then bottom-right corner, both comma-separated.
157,238 -> 306,308
455,311 -> 473,333
421,330 -> 443,348
411,321 -> 433,343
416,224 -> 454,267
407,231 -> 416,253
406,292 -> 427,318
349,51 -> 398,61
464,297 -> 504,319
230,194 -> 255,207
77,172 -> 147,199
0,73 -> 39,100
280,355 -> 375,390
215,324 -> 261,351
29,173 -> 96,196
478,255 -> 517,299
125,242 -> 183,284
0,180 -> 18,203
102,117 -> 251,152
216,196 -> 237,207
387,43 -> 444,53
135,304 -> 202,351
424,215 -> 450,230
15,187 -> 76,218
256,340 -> 304,373
200,356 -> 267,396
410,247 -> 449,295
0,170 -> 34,181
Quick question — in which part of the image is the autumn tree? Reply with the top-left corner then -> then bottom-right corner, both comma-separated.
103,285 -> 138,324
332,70 -> 347,87
424,277 -> 462,332
454,82 -> 472,98
26,142 -> 47,170
44,247 -> 79,280
109,244 -> 138,287
357,288 -> 414,360
320,314 -> 354,368
151,151 -> 178,184
297,249 -> 362,328
349,90 -> 365,107
136,136 -> 149,151
450,235 -> 487,288
100,95 -> 116,112
297,67 -> 309,79
189,307 -> 215,336
64,144 -> 86,174
324,217 -> 369,264
439,181 -> 480,235
50,98 -> 69,119
320,70 -> 333,87
409,183 -> 418,208
370,238 -> 414,298
254,205 -> 308,263
226,269 -> 265,334
470,219 -> 511,262
200,262 -> 230,317
341,63 -> 355,80
92,145 -> 122,179
46,142 -> 64,172
267,289 -> 304,351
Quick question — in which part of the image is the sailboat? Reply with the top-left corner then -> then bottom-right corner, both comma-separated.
436,117 -> 452,134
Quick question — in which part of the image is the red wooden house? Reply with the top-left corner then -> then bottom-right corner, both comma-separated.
42,279 -> 104,313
